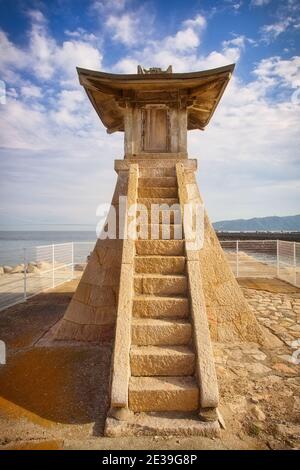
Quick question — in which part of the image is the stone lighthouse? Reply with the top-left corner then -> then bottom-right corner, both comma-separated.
55,64 -> 264,436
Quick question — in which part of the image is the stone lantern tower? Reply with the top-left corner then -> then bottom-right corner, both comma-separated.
55,64 -> 264,436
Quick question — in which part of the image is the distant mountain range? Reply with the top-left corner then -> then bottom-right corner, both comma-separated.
213,214 -> 300,232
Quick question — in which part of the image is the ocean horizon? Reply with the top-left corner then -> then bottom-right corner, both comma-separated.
0,231 -> 96,266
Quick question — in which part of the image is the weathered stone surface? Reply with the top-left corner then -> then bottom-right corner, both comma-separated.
3,266 -> 13,274
134,274 -> 187,295
139,209 -> 182,224
185,254 -> 219,409
135,255 -> 185,274
139,176 -> 177,188
137,197 -> 179,211
105,413 -> 220,437
137,223 -> 183,240
55,173 -> 125,342
129,376 -> 199,412
138,166 -> 176,178
27,263 -> 39,273
131,318 -> 191,345
135,240 -> 184,256
133,295 -> 189,319
138,187 -> 178,198
197,211 -> 265,344
130,345 -> 195,376
250,405 -> 266,421
11,264 -> 24,274
36,261 -> 52,271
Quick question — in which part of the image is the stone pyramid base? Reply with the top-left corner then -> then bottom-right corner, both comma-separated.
105,412 -> 220,438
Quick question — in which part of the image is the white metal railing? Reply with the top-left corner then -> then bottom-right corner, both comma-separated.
0,241 -> 94,311
220,239 -> 300,287
0,239 -> 299,312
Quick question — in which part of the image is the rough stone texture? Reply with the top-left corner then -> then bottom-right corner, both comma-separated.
137,223 -> 183,239
200,211 -> 265,344
138,187 -> 178,198
133,296 -> 189,319
186,257 -> 220,408
137,197 -> 179,210
139,176 -> 177,188
176,163 -> 265,345
135,240 -> 184,256
135,255 -> 185,274
55,171 -> 128,342
130,345 -> 195,376
131,318 -> 191,345
105,413 -> 220,437
129,376 -> 199,412
134,274 -> 187,296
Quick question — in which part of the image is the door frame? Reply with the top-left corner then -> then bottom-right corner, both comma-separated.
141,104 -> 170,153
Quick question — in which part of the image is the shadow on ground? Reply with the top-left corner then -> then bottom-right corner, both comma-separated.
0,282 -> 112,430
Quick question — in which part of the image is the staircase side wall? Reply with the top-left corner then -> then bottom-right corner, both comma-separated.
200,210 -> 265,343
55,171 -> 128,342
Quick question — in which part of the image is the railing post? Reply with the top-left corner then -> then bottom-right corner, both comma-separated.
23,248 -> 27,301
294,242 -> 297,286
71,242 -> 74,279
276,239 -> 279,278
52,244 -> 55,288
236,240 -> 239,277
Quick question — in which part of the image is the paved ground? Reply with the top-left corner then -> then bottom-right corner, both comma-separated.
0,277 -> 299,450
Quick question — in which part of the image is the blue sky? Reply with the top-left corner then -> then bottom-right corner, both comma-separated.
0,0 -> 299,230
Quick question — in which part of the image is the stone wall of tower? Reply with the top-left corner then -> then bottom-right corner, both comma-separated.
55,170 -> 129,342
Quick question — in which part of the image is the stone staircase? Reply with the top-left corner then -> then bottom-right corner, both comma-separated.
105,163 -> 220,436
129,167 -> 199,414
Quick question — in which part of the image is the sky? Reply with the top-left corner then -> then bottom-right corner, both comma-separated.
0,0 -> 299,230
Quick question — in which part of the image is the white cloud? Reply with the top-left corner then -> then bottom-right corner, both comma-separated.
65,28 -> 97,42
0,30 -> 27,72
112,13 -> 214,72
251,0 -> 271,6
92,0 -> 127,12
0,11 -> 102,84
183,14 -> 207,30
106,13 -> 140,46
254,56 -> 300,88
21,85 -> 42,99
0,7 -> 299,224
261,17 -> 293,42
222,34 -> 256,50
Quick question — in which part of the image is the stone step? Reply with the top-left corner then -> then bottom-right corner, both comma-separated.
105,412 -> 220,438
137,197 -> 179,210
139,167 -> 176,178
130,345 -> 195,377
139,177 -> 177,188
134,274 -> 187,296
129,376 -> 199,412
135,255 -> 185,274
135,240 -> 185,256
137,210 -> 182,225
137,224 -> 183,240
133,295 -> 189,319
138,187 -> 178,198
132,318 -> 192,346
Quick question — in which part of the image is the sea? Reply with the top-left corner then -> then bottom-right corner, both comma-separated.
0,231 -> 96,266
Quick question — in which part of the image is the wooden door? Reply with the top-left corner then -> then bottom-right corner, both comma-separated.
143,107 -> 169,152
